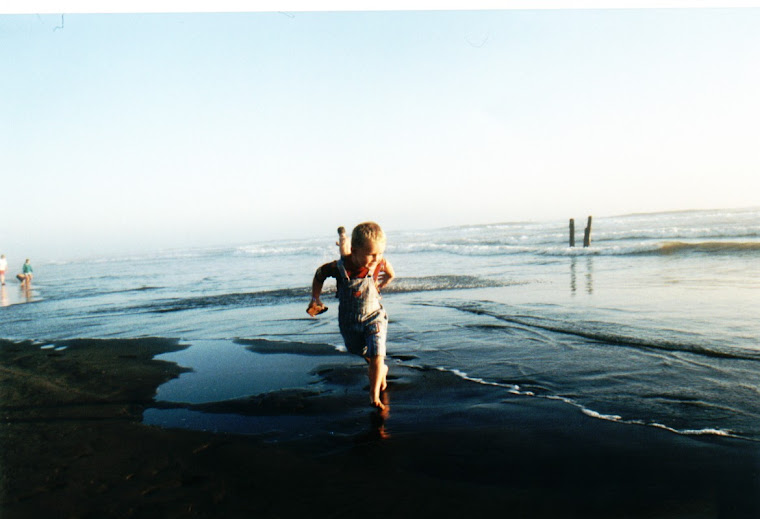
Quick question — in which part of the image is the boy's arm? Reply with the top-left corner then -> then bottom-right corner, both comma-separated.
377,259 -> 395,290
307,262 -> 335,316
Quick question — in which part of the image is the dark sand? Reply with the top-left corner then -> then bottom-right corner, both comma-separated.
1,338 -> 759,518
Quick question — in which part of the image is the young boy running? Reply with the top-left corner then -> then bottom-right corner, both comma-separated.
307,222 -> 395,409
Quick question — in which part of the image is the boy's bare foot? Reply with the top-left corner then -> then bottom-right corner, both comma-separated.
371,391 -> 390,412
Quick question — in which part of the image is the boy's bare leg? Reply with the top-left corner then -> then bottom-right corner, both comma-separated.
380,362 -> 388,391
368,356 -> 388,409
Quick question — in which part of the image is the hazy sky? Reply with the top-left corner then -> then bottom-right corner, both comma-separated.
2,4 -> 759,260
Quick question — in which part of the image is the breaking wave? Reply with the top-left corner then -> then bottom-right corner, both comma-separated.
385,240 -> 760,258
432,301 -> 760,363
106,275 -> 509,314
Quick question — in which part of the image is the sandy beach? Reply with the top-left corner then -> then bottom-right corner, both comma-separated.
1,338 -> 758,518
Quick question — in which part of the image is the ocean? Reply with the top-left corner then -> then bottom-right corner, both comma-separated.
2,207 -> 759,442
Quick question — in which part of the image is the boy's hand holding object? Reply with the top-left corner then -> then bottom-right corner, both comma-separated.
307,300 -> 328,317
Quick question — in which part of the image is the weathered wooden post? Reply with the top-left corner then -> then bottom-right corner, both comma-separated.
569,219 -> 575,247
583,216 -> 593,248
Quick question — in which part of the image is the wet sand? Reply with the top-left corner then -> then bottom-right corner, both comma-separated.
1,338 -> 759,518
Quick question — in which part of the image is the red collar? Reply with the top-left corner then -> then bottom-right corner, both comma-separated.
342,256 -> 383,280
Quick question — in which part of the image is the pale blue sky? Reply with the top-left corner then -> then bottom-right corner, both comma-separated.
2,6 -> 759,261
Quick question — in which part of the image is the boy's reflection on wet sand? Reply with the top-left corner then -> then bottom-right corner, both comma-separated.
356,392 -> 391,443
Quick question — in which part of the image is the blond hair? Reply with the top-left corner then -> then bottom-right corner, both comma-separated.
351,222 -> 386,250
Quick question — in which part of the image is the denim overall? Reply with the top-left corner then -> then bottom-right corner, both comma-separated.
336,258 -> 388,357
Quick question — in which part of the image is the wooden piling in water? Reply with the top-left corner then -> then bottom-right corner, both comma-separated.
569,219 -> 575,247
583,216 -> 593,247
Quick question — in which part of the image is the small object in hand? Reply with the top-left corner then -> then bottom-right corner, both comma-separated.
307,301 -> 328,317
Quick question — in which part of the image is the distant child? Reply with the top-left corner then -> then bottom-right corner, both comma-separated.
336,226 -> 350,257
0,254 -> 7,285
308,222 -> 396,409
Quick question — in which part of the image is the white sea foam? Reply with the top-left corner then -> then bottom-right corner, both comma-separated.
440,367 -> 521,393
679,428 -> 733,437
580,408 -> 623,421
639,422 -> 735,438
236,244 -> 329,257
439,366 -> 739,440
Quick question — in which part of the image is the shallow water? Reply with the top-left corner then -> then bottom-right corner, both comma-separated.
2,207 -> 759,440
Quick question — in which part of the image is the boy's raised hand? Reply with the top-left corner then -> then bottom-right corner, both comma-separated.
376,259 -> 395,290
306,300 -> 328,317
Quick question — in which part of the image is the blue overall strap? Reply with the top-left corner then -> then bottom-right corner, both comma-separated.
336,259 -> 351,282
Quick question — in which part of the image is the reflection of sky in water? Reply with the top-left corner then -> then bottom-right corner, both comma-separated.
143,408 -> 328,438
0,284 -> 37,306
154,340 -> 324,404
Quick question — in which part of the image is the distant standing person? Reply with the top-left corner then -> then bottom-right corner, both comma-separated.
0,254 -> 7,285
21,259 -> 33,285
